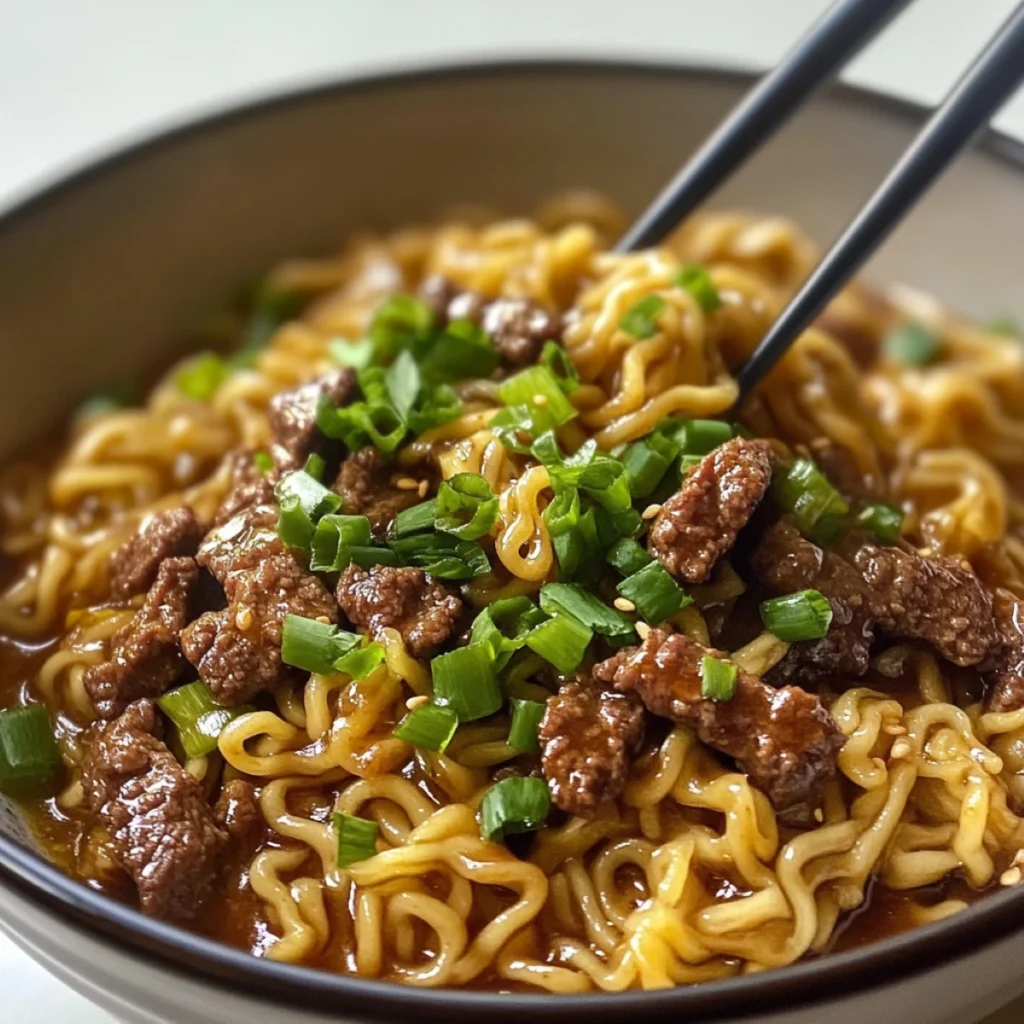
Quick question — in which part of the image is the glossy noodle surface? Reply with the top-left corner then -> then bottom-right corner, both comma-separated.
2,194 -> 1024,992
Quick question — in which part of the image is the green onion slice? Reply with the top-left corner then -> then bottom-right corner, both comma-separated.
0,705 -> 61,790
281,615 -> 362,675
605,536 -> 653,577
157,683 -> 250,759
619,294 -> 666,339
470,597 -> 547,671
387,533 -> 491,580
760,589 -> 833,642
329,337 -> 375,369
275,469 -> 342,522
675,265 -> 722,313
175,352 -> 230,401
335,642 -> 385,681
858,502 -> 904,544
391,499 -> 437,538
662,418 -> 734,456
526,614 -> 592,675
883,322 -> 941,367
540,341 -> 579,394
253,451 -> 274,475
507,698 -> 547,753
478,776 -> 551,843
309,514 -> 374,572
334,812 -> 379,868
393,702 -> 459,753
539,583 -> 635,641
418,320 -> 500,382
276,495 -> 315,551
368,294 -> 435,360
774,458 -> 849,545
406,382 -> 462,435
435,473 -> 499,541
616,561 -> 691,624
432,644 -> 503,721
497,365 -> 577,438
700,655 -> 738,702
303,453 -> 326,482
385,349 -> 421,422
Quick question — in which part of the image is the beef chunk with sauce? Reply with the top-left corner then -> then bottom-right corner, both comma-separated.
333,448 -> 425,537
594,628 -> 843,825
267,368 -> 356,464
539,679 -> 645,816
335,564 -> 461,658
183,504 -> 337,704
417,274 -> 562,367
751,518 -> 1000,685
85,557 -> 198,719
81,700 -> 228,922
214,449 -> 278,526
213,778 -> 262,845
985,593 -> 1024,712
649,437 -> 773,583
108,507 -> 203,598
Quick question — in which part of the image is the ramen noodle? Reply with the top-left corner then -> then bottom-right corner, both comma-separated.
1,194 -> 1023,993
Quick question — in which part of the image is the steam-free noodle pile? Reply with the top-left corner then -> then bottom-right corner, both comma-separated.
2,194 -> 1024,992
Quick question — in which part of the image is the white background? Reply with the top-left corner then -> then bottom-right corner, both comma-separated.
1,1 -> 1023,1020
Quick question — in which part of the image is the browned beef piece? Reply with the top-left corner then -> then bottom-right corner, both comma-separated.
333,448 -> 424,538
853,545 -> 998,667
595,629 -> 843,825
539,679 -> 644,816
85,557 -> 198,719
184,504 -> 337,704
649,437 -> 773,584
267,368 -> 356,464
752,519 -> 1001,684
213,449 -> 277,527
213,778 -> 262,844
986,593 -> 1024,712
417,274 -> 562,366
751,518 -> 879,684
336,564 -> 460,658
81,700 -> 227,921
108,507 -> 203,598
807,439 -> 883,503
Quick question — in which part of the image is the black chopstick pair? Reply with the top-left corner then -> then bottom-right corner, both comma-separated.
617,0 -> 1024,400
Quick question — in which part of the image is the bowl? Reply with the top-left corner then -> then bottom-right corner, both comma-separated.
1,59 -> 1023,1024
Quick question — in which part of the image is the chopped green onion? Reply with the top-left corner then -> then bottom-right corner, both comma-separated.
774,458 -> 849,544
700,656 -> 738,702
470,596 -> 547,670
394,702 -> 459,752
622,431 -> 678,498
431,644 -> 502,721
388,532 -> 491,580
526,614 -> 592,675
369,294 -> 435,360
619,295 -> 666,339
406,382 -> 462,435
760,589 -> 833,642
531,433 -> 596,489
303,453 -> 326,482
334,812 -> 379,868
157,683 -> 250,759
664,418 -> 734,455
281,615 -> 361,675
276,494 -> 315,550
275,469 -> 342,521
329,337 -> 375,369
986,315 -> 1021,338
315,390 -> 407,455
385,349 -> 421,422
175,352 -> 230,401
0,705 -> 61,790
539,583 -> 635,641
309,514 -> 374,571
579,455 -> 632,513
507,698 -> 546,753
883,322 -> 941,366
478,776 -> 550,843
490,404 -> 544,453
858,502 -> 904,544
335,642 -> 385,681
540,341 -> 579,394
675,265 -> 722,313
418,320 -> 500,382
498,366 -> 576,431
435,473 -> 499,541
616,561 -> 691,624
391,499 -> 437,538
253,451 -> 274,475
605,537 -> 653,577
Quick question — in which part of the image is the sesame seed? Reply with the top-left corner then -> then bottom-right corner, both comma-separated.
641,504 -> 663,520
315,615 -> 332,625
890,740 -> 912,760
405,695 -> 429,711
635,622 -> 651,640
813,808 -> 824,823
533,393 -> 548,406
1000,866 -> 1022,887
418,480 -> 430,498
235,607 -> 253,631
613,597 -> 636,612
396,477 -> 419,491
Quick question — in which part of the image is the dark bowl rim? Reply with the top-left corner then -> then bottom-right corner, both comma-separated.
1,55 -> 1024,1022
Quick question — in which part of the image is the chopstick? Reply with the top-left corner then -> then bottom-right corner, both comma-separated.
735,3 -> 1024,399
616,0 -> 912,253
